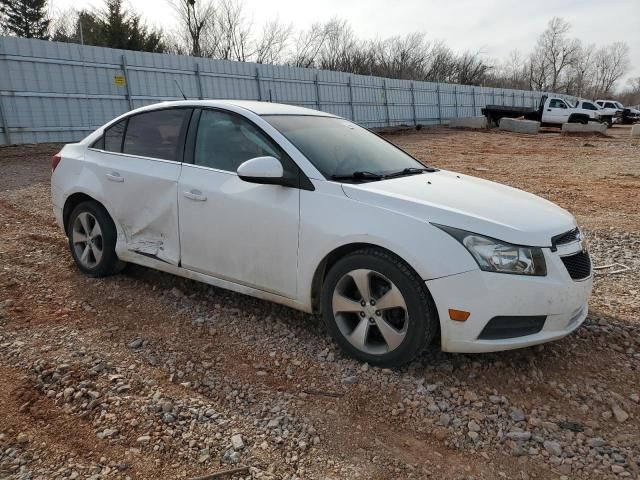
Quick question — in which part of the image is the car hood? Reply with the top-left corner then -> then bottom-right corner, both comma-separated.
341,170 -> 576,247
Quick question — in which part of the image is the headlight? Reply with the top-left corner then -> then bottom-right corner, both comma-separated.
434,224 -> 546,276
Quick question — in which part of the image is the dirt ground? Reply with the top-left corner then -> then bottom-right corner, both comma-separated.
0,125 -> 639,480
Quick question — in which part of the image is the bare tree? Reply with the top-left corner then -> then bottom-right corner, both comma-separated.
455,51 -> 492,85
540,17 -> 579,90
565,42 -> 595,97
592,42 -> 630,97
290,22 -> 332,68
170,0 -> 216,57
424,41 -> 457,82
214,0 -> 253,61
254,18 -> 292,64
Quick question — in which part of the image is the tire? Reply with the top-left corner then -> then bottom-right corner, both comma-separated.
321,248 -> 438,367
67,201 -> 124,277
568,115 -> 588,125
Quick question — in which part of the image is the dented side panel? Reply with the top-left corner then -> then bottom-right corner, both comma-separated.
85,149 -> 182,265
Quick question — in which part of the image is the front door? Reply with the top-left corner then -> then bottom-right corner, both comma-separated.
543,98 -> 571,124
178,109 -> 300,298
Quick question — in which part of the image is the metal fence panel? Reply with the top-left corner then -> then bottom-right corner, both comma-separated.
0,36 -> 576,145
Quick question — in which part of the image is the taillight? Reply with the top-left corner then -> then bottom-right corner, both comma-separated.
52,153 -> 62,173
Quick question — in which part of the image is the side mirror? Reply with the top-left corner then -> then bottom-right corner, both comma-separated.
237,156 -> 284,185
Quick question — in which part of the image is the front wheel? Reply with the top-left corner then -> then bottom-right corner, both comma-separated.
67,201 -> 124,277
321,248 -> 438,367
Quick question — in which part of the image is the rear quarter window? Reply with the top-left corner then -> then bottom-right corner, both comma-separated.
122,109 -> 191,161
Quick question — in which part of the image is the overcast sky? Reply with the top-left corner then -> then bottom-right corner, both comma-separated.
51,0 -> 640,83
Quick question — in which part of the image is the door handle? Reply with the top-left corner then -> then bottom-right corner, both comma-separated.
183,190 -> 207,201
547,109 -> 552,111
105,172 -> 124,182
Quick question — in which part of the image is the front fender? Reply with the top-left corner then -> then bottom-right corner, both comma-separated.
297,182 -> 477,309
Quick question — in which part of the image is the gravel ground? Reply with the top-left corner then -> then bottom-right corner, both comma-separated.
0,125 -> 639,480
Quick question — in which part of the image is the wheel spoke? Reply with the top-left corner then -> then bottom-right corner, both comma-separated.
374,317 -> 406,351
78,212 -> 91,236
90,243 -> 103,264
89,220 -> 102,239
346,318 -> 370,350
332,292 -> 363,313
348,269 -> 371,303
375,284 -> 407,311
80,244 -> 91,265
72,230 -> 88,245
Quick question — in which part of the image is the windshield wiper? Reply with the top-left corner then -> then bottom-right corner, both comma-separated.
330,171 -> 385,182
384,166 -> 438,179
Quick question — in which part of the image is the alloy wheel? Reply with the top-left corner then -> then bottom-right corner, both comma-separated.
72,211 -> 104,269
332,268 -> 409,355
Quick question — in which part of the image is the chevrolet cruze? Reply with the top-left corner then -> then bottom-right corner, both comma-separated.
51,100 -> 593,366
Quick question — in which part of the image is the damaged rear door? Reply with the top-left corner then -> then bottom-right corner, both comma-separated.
86,108 -> 193,265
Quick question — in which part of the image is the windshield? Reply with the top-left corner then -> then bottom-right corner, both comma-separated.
262,115 -> 425,179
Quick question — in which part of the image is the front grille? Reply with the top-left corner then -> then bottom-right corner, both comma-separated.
552,228 -> 580,248
561,251 -> 592,280
478,316 -> 546,340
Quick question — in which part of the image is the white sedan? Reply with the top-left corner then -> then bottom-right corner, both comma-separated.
51,100 -> 592,366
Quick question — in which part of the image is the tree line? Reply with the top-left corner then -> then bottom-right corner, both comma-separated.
1,0 -> 638,104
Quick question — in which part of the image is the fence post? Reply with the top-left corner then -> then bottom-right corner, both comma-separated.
121,55 -> 134,110
255,67 -> 262,101
314,74 -> 321,110
347,76 -> 355,121
195,62 -> 204,100
454,85 -> 459,118
472,87 -> 476,115
436,84 -> 442,124
512,92 -> 515,106
410,82 -> 417,126
521,91 -> 525,107
383,80 -> 390,126
0,98 -> 11,145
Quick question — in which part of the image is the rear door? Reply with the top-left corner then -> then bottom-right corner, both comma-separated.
543,98 -> 571,124
177,108 -> 301,298
86,108 -> 192,265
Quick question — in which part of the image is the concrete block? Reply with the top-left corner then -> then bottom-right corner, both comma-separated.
499,118 -> 540,135
448,117 -> 487,129
562,123 -> 607,135
631,124 -> 640,137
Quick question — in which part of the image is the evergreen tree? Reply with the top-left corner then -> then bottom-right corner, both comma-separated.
51,0 -> 165,53
0,0 -> 50,39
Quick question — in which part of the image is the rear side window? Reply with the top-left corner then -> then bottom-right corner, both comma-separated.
123,109 -> 191,161
104,120 -> 126,152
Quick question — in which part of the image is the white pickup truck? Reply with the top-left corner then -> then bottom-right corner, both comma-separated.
482,95 -> 603,127
596,100 -> 639,124
572,99 -> 617,126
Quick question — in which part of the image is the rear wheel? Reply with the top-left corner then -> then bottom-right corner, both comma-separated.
67,201 -> 124,277
321,248 -> 438,367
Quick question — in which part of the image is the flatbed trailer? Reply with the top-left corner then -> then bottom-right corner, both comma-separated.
481,97 -> 545,127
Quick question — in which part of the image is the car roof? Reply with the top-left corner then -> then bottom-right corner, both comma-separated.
127,100 -> 339,118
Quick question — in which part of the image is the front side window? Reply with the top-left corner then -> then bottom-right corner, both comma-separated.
605,102 -> 617,109
583,102 -> 597,111
123,109 -> 191,161
263,115 -> 424,178
549,99 -> 566,109
194,110 -> 284,172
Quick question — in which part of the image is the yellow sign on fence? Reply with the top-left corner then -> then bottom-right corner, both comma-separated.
113,75 -> 126,86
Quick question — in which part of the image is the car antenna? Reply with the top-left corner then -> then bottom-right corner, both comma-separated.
174,80 -> 187,100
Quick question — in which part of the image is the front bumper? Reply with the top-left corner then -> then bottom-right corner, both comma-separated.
426,246 -> 592,353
